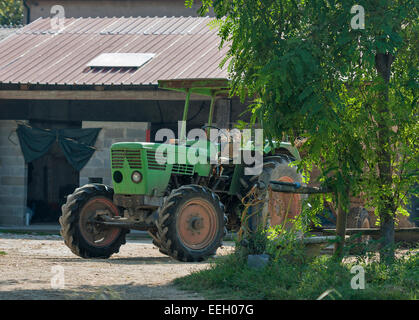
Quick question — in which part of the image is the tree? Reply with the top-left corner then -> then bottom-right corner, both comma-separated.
190,0 -> 418,263
0,0 -> 23,26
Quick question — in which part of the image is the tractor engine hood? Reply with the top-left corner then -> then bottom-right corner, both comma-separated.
110,142 -> 212,197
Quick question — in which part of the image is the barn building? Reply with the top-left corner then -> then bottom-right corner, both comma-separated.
0,13 -> 247,226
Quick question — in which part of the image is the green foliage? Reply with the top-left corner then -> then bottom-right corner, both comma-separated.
0,0 -> 23,26
189,0 -> 419,260
237,195 -> 319,258
237,229 -> 268,256
178,192 -> 418,299
175,248 -> 419,299
265,226 -> 308,264
263,200 -> 323,263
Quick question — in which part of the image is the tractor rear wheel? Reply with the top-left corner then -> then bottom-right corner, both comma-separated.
60,184 -> 128,259
243,156 -> 306,232
154,185 -> 227,262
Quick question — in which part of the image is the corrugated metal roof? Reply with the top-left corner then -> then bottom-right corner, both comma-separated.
0,25 -> 21,41
0,17 -> 229,86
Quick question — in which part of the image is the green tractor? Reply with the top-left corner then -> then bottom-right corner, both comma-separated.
60,79 -> 304,262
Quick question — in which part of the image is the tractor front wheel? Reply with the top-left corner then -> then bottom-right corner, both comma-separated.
155,185 -> 227,262
60,184 -> 128,259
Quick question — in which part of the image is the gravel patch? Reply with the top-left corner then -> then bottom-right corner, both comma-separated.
0,232 -> 234,300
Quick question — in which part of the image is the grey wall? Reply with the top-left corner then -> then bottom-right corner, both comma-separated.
0,120 -> 28,226
80,121 -> 149,186
25,0 -> 212,23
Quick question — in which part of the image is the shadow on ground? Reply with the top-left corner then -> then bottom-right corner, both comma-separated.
0,283 -> 201,300
32,255 -> 198,265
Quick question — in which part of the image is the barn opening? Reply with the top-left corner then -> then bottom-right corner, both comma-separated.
23,120 -> 101,224
27,141 -> 79,224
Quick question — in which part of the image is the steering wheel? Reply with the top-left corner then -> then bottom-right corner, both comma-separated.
201,125 -> 229,139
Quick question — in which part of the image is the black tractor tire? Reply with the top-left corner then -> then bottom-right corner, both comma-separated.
240,155 -> 306,232
59,184 -> 128,259
154,185 -> 227,262
347,207 -> 370,229
148,227 -> 169,256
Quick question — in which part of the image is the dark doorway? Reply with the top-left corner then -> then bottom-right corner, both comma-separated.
27,120 -> 81,224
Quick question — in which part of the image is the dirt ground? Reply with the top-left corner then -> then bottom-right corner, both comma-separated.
0,232 -> 234,300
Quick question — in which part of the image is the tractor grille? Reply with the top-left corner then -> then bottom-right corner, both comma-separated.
172,164 -> 194,175
111,149 -> 142,169
146,150 -> 166,171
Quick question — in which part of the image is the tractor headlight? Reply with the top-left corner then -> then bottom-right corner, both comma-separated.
131,171 -> 142,183
113,171 -> 123,183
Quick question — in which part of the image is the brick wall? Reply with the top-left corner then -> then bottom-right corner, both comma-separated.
0,120 -> 27,226
80,121 -> 149,187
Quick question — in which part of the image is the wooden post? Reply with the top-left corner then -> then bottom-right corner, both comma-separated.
215,98 -> 231,129
180,89 -> 191,143
207,93 -> 216,128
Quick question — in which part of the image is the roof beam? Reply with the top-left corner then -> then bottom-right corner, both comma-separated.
158,78 -> 230,90
0,89 -> 212,101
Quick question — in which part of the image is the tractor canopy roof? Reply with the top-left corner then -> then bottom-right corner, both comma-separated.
158,78 -> 230,98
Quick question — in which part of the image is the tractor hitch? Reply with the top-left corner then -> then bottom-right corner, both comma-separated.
93,212 -> 153,231
269,180 -> 332,194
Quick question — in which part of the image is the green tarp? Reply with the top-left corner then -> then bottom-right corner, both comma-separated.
16,124 -> 101,171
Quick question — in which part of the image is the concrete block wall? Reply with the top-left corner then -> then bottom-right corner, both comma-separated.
80,121 -> 149,187
0,120 -> 27,226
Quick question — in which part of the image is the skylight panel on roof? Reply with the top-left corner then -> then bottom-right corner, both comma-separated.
87,53 -> 155,68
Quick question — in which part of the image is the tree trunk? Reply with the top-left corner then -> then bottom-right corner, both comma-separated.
380,211 -> 395,263
375,53 -> 396,264
333,189 -> 349,260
